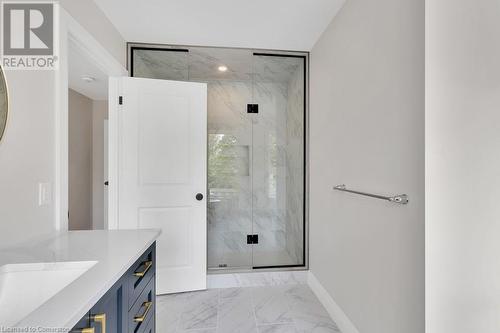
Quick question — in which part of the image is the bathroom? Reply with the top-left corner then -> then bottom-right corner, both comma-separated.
0,0 -> 499,333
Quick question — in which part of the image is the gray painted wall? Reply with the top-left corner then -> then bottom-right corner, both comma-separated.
68,89 -> 93,231
426,0 -> 500,332
309,0 -> 424,332
0,71 -> 56,248
0,2 -> 124,248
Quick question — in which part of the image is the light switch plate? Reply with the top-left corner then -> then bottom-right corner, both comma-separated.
38,182 -> 52,206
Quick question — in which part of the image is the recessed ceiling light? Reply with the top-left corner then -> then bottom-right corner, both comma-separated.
218,65 -> 228,72
81,75 -> 96,83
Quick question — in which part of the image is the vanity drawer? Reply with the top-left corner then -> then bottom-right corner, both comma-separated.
128,276 -> 155,333
128,243 -> 155,309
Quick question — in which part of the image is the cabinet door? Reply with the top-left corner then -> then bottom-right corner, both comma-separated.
90,284 -> 126,333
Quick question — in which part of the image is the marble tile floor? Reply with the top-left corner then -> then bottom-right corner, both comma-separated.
156,284 -> 341,333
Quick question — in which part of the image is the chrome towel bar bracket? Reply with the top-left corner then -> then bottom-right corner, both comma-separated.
333,184 -> 409,205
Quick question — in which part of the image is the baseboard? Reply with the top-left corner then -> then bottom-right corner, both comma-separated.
307,271 -> 360,333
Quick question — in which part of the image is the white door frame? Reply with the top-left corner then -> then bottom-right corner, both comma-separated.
55,9 -> 127,231
107,78 -> 120,229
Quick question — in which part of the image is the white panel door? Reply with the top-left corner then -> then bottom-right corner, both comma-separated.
110,77 -> 207,294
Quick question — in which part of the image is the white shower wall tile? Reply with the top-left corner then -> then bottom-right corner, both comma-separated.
206,80 -> 254,269
251,81 -> 289,265
253,55 -> 303,83
207,79 -> 294,268
132,48 -> 306,269
189,47 -> 254,82
133,49 -> 189,81
207,271 -> 308,289
285,65 -> 305,265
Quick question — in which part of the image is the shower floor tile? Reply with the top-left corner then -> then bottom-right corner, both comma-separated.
156,284 -> 341,333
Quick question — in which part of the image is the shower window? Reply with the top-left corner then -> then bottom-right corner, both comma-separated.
130,45 -> 307,270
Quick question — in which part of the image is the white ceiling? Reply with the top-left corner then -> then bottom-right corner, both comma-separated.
68,41 -> 108,101
93,0 -> 346,51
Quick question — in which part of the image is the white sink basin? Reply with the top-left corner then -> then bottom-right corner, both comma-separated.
0,261 -> 97,326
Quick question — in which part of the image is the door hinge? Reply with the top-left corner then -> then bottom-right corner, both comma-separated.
247,104 -> 258,114
119,96 -> 123,105
247,234 -> 259,244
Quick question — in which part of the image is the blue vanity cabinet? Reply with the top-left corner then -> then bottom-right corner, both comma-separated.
142,315 -> 155,333
70,313 -> 91,331
127,245 -> 156,310
70,242 -> 156,333
127,242 -> 156,333
128,274 -> 155,333
70,281 -> 126,333
88,282 -> 127,333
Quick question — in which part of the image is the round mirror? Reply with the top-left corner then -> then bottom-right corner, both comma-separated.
0,66 -> 7,142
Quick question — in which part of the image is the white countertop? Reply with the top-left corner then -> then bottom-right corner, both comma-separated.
0,229 -> 161,330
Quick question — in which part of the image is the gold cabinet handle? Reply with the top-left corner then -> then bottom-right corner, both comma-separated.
72,328 -> 94,333
134,301 -> 153,323
90,313 -> 106,333
133,260 -> 152,277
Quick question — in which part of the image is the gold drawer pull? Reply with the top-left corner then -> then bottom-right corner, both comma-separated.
134,301 -> 153,323
72,328 -> 94,333
133,260 -> 152,277
91,313 -> 106,333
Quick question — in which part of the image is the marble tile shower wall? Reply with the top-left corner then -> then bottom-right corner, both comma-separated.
207,80 -> 290,268
131,47 -> 305,269
251,81 -> 289,266
132,49 -> 189,80
285,66 -> 305,264
207,80 -> 253,268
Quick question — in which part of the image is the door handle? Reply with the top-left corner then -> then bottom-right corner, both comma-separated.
196,193 -> 204,201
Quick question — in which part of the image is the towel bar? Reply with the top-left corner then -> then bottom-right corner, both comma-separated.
333,184 -> 409,205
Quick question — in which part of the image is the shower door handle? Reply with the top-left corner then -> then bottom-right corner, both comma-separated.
196,193 -> 204,201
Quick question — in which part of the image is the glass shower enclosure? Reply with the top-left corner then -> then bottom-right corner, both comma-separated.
130,45 -> 307,270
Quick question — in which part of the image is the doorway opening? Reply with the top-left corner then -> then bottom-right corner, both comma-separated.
67,40 -> 109,231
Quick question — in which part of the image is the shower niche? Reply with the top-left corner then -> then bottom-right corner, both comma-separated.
130,45 -> 307,271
